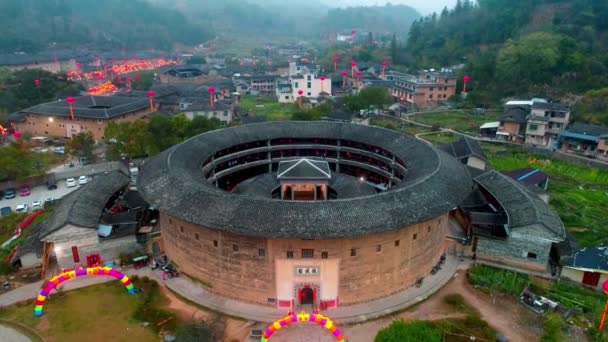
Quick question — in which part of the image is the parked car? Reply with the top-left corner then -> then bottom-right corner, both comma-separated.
78,175 -> 89,185
53,146 -> 65,154
47,178 -> 57,190
19,186 -> 31,196
15,203 -> 28,213
0,207 -> 11,217
66,178 -> 77,187
31,200 -> 42,210
3,188 -> 16,199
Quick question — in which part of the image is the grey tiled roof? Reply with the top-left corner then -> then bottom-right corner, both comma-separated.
474,171 -> 565,241
532,102 -> 570,112
138,122 -> 473,238
277,159 -> 331,180
39,171 -> 130,238
500,107 -> 528,124
22,96 -> 149,120
441,136 -> 487,162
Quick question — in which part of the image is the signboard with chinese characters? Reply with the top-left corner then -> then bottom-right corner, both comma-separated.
295,266 -> 320,276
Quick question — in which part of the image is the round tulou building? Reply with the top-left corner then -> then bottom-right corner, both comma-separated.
138,121 -> 472,309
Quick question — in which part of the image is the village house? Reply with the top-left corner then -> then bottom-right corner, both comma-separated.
496,106 -> 528,142
181,99 -> 234,126
440,136 -> 488,171
159,67 -> 219,85
11,96 -> 156,142
459,170 -> 567,275
0,51 -> 80,73
276,68 -> 332,104
558,122 -> 608,159
250,75 -> 277,95
525,102 -> 571,148
599,134 -> 608,162
12,171 -> 155,275
388,69 -> 457,110
562,247 -> 608,290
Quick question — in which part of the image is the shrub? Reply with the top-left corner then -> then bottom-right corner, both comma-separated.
541,313 -> 563,342
375,320 -> 442,342
467,265 -> 528,296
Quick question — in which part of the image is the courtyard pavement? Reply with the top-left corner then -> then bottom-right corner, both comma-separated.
0,255 -> 463,324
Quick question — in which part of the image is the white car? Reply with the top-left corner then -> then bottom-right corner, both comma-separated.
15,203 -> 28,213
66,178 -> 77,187
31,200 -> 42,210
78,176 -> 89,185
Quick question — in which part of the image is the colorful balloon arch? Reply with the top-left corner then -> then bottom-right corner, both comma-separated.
261,311 -> 344,341
34,266 -> 135,317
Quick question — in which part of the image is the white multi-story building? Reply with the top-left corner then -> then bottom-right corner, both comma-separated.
276,72 -> 331,103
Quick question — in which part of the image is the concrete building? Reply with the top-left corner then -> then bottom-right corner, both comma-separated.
138,122 -> 472,310
525,102 -> 571,148
277,72 -> 332,104
11,96 -> 155,142
388,70 -> 457,109
250,75 -> 277,95
562,247 -> 608,290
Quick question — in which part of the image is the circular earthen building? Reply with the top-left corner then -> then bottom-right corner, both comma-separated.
138,121 -> 472,309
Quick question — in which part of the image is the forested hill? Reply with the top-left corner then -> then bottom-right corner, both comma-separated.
147,1 -> 420,38
0,0 -> 211,53
404,0 -> 608,106
325,5 -> 420,35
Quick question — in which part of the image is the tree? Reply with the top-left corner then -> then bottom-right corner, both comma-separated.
541,313 -> 563,342
344,87 -> 392,112
375,320 -> 442,342
130,71 -> 154,90
104,121 -> 151,160
390,33 -> 398,63
65,131 -> 95,161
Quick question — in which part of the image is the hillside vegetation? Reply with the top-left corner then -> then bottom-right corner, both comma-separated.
0,0 -> 211,53
403,0 -> 608,107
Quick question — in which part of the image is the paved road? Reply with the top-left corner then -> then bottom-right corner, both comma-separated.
0,181 -> 79,214
0,256 -> 460,325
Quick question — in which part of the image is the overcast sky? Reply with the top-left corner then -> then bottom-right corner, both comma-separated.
326,0 -> 458,15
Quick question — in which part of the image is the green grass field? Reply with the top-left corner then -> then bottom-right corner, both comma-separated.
237,95 -> 296,121
409,111 -> 501,134
481,143 -> 608,247
0,277 -> 178,342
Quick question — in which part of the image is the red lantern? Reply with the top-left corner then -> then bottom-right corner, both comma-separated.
298,90 -> 303,96
34,79 -> 40,86
103,62 -> 108,67
356,71 -> 362,77
351,30 -> 356,35
333,56 -> 339,63
126,77 -> 132,83
208,87 -> 215,109
341,71 -> 348,77
75,62 -> 81,68
382,61 -> 388,68
350,60 -> 357,67
135,74 -> 141,80
13,131 -> 21,139
147,90 -> 155,112
463,75 -> 471,93
208,87 -> 215,94
320,75 -> 326,81
66,96 -> 75,121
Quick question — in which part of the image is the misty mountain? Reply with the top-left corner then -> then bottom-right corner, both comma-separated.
0,0 -> 211,53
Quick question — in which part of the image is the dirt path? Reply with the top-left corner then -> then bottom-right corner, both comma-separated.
344,267 -> 542,342
158,285 -> 251,342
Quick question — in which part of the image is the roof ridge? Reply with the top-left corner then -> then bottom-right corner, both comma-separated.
277,159 -> 304,178
303,158 -> 331,178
